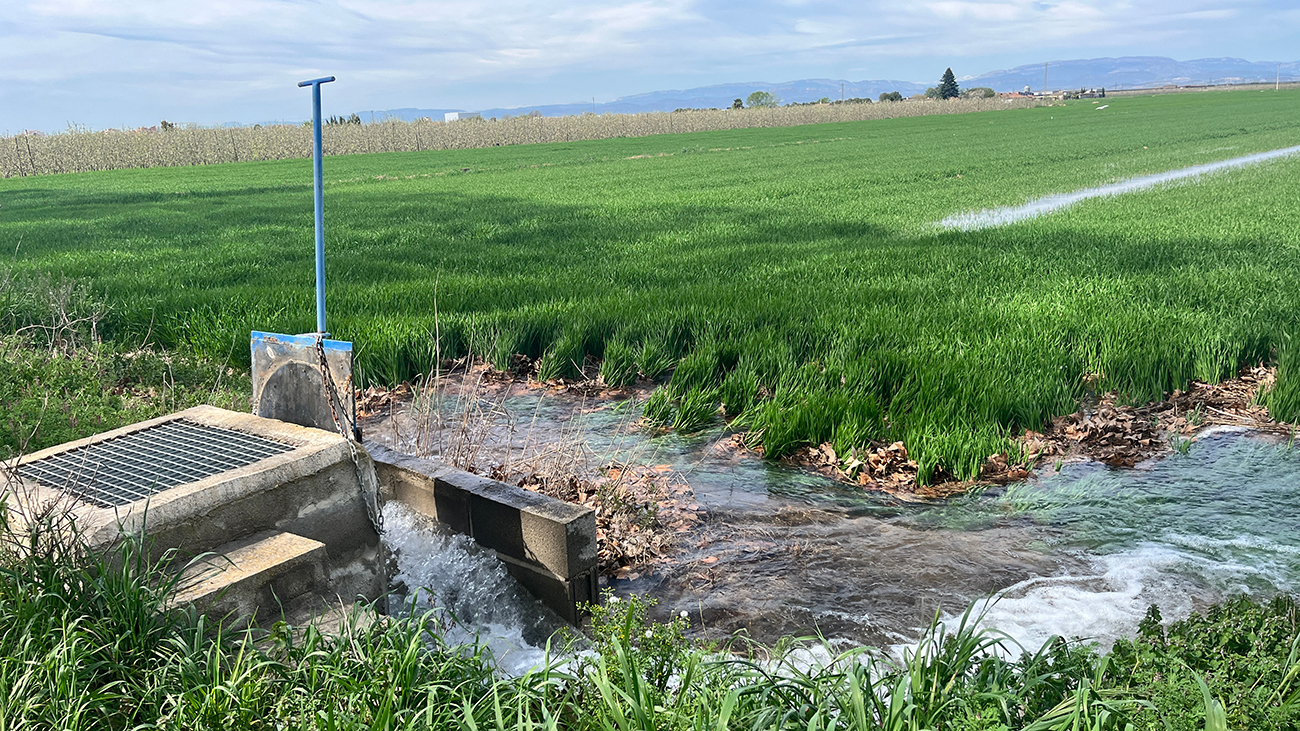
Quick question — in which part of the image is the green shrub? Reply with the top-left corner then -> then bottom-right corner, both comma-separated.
1109,596 -> 1300,731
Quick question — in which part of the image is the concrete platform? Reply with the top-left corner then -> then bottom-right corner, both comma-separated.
175,530 -> 329,627
3,405 -> 600,630
5,405 -> 385,605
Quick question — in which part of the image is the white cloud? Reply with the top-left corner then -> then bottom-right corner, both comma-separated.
926,2 -> 1021,22
1,0 -> 1295,131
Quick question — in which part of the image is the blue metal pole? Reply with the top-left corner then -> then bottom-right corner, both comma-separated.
298,76 -> 335,334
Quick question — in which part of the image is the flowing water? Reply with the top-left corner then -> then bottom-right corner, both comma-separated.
370,388 -> 1300,660
382,502 -> 574,674
941,144 -> 1300,230
633,425 -> 1300,652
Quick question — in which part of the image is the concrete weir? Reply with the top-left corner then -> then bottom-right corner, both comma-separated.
3,405 -> 598,629
367,443 -> 599,625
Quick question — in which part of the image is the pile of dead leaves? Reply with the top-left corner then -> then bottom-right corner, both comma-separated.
497,462 -> 702,577
783,440 -> 966,498
356,383 -> 412,418
1029,366 -> 1285,467
979,452 -> 1032,483
1037,399 -> 1164,467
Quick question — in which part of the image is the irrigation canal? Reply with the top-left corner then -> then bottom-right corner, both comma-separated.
369,389 -> 1300,667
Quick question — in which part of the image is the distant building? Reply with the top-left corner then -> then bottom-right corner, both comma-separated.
444,112 -> 482,122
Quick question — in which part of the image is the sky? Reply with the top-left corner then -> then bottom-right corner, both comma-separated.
3,0 -> 1298,132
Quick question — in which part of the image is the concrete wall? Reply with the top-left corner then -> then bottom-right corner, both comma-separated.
6,406 -> 385,605
367,443 -> 599,624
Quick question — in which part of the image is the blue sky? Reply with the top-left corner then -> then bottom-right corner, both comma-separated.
3,0 -> 1298,132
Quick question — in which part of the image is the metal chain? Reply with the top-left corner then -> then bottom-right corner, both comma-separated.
315,335 -> 384,534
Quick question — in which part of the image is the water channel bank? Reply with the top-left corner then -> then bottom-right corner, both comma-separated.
362,377 -> 1300,654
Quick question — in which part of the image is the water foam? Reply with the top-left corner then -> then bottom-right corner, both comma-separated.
381,502 -> 572,675
955,544 -> 1204,652
941,144 -> 1300,230
947,531 -> 1298,654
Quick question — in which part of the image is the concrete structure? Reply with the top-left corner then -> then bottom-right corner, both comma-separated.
368,443 -> 599,624
174,531 -> 331,627
5,406 -> 384,619
5,405 -> 600,628
252,331 -> 357,439
443,112 -> 482,122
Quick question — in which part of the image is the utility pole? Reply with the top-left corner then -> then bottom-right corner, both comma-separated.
841,82 -> 845,102
1043,62 -> 1049,95
1278,63 -> 1282,91
593,97 -> 596,113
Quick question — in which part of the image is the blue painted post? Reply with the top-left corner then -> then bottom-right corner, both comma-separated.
298,76 -> 335,334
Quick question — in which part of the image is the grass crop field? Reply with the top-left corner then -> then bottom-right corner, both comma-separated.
3,89 -> 1300,480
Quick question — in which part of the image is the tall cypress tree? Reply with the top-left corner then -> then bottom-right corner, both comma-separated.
938,68 -> 960,100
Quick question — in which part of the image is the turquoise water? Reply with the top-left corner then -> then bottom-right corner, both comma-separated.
369,388 -> 1300,650
631,427 -> 1300,649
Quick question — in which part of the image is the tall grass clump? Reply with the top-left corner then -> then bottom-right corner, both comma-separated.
599,337 -> 638,387
0,495 -> 1294,729
537,330 -> 586,381
1263,334 -> 1300,423
0,493 -> 504,729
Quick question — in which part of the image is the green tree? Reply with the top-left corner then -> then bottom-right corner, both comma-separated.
937,68 -> 960,99
878,91 -> 903,102
732,98 -> 743,109
745,91 -> 781,108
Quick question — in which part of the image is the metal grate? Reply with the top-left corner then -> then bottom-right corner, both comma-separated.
18,419 -> 296,508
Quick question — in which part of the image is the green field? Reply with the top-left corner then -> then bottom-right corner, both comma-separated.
3,90 -> 1300,480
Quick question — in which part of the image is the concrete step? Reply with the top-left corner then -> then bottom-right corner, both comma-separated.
175,530 -> 329,626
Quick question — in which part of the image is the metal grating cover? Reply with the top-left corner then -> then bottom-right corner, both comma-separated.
18,419 -> 295,508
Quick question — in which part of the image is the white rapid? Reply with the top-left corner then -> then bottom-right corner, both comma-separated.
941,144 -> 1300,230
381,502 -> 573,675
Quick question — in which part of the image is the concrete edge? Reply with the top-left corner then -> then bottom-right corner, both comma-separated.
366,441 -> 600,623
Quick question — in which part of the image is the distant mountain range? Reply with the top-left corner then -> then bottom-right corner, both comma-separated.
359,56 -> 1300,122
966,56 -> 1299,93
